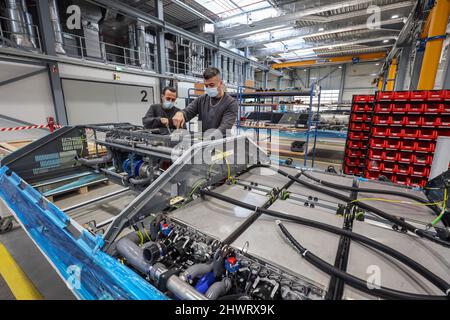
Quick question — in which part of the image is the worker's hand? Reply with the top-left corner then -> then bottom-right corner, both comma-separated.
172,112 -> 185,129
160,118 -> 169,126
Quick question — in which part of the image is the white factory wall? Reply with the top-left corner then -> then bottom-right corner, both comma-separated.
288,62 -> 379,103
0,60 -> 55,125
342,63 -> 379,101
58,63 -> 161,126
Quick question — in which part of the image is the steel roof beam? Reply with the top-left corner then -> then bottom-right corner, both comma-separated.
232,17 -> 405,48
216,0 -> 413,40
254,34 -> 398,57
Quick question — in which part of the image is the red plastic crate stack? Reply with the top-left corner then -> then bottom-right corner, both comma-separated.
364,90 -> 450,187
343,95 -> 375,176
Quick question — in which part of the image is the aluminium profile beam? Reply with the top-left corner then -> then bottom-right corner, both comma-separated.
272,52 -> 387,69
259,35 -> 396,58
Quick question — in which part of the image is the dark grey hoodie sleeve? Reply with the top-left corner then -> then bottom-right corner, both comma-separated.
181,96 -> 201,123
217,98 -> 238,134
142,104 -> 162,129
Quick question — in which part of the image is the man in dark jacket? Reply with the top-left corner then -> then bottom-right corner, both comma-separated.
142,86 -> 184,132
172,67 -> 238,134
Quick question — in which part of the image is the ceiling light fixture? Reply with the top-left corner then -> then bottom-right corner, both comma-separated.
391,15 -> 399,19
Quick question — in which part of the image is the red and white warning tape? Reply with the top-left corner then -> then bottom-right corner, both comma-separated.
0,124 -> 63,132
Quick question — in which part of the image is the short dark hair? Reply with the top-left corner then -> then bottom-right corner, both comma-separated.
162,86 -> 177,95
203,67 -> 221,80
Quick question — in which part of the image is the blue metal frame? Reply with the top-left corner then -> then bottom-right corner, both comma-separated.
0,166 -> 168,300
236,86 -> 321,168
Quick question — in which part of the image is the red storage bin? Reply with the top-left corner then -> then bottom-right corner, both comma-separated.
347,140 -> 363,149
391,115 -> 405,125
404,115 -> 423,126
441,115 -> 450,126
403,128 -> 419,138
345,157 -> 363,167
367,160 -> 383,171
409,177 -> 427,188
354,95 -> 374,103
374,103 -> 392,113
400,140 -> 415,151
373,115 -> 391,125
407,103 -> 425,113
346,149 -> 364,158
377,92 -> 395,101
350,122 -> 366,131
352,103 -> 373,112
348,131 -> 369,140
413,154 -> 433,165
369,149 -> 383,160
344,166 -> 361,176
444,91 -> 450,101
410,91 -> 428,101
385,139 -> 401,149
396,164 -> 411,175
443,104 -> 450,113
398,152 -> 414,163
415,141 -> 435,153
424,103 -> 445,113
394,91 -> 410,101
396,175 -> 409,186
411,165 -> 430,177
392,103 -> 408,113
365,170 -> 381,180
422,116 -> 441,126
427,90 -> 445,101
372,127 -> 390,137
351,113 -> 366,122
418,129 -> 438,140
384,150 -> 398,162
383,162 -> 396,173
370,138 -> 386,149
390,127 -> 403,137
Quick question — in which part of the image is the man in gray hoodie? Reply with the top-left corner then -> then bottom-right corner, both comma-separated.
172,67 -> 238,135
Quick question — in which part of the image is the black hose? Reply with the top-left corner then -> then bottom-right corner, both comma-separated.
266,166 -> 450,248
200,189 -> 450,296
277,221 -> 447,300
299,169 -> 442,215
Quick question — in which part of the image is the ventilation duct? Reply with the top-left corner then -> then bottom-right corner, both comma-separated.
49,0 -> 66,54
21,0 -> 37,48
78,2 -> 102,59
1,0 -> 34,48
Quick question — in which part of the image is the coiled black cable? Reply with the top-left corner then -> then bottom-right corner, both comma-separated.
277,221 -> 447,300
299,169 -> 442,216
264,165 -> 450,248
200,189 -> 450,296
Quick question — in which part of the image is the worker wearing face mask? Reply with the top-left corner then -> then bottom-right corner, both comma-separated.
172,67 -> 238,134
142,86 -> 185,132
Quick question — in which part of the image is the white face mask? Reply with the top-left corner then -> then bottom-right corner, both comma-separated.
205,87 -> 219,98
162,100 -> 174,110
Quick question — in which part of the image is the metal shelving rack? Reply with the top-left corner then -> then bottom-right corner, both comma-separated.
236,84 -> 322,167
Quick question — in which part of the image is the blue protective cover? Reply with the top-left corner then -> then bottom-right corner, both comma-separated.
0,166 -> 168,300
